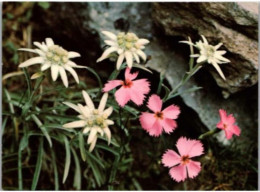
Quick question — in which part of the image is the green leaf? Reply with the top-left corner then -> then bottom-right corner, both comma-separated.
71,147 -> 81,190
157,71 -> 165,94
37,2 -> 50,9
18,139 -> 24,190
95,144 -> 119,156
50,149 -> 59,190
78,133 -> 86,161
31,114 -> 52,147
62,136 -> 71,184
85,67 -> 103,96
1,117 -> 8,135
133,63 -> 153,73
31,137 -> 44,190
85,154 -> 102,187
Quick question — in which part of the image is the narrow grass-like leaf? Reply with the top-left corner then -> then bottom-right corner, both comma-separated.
85,154 -> 102,187
31,114 -> 52,147
50,148 -> 59,190
86,151 -> 105,169
133,63 -> 153,74
71,147 -> 81,190
22,68 -> 32,96
62,136 -> 71,184
132,178 -> 142,190
78,133 -> 86,161
18,138 -> 24,190
85,66 -> 103,95
1,117 -> 8,135
31,137 -> 44,190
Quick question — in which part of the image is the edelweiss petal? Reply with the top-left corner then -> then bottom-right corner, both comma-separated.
18,37 -> 84,87
63,91 -> 114,152
97,31 -> 150,69
182,35 -> 230,80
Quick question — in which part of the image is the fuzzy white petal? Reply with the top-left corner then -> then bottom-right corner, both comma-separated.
18,48 -> 37,54
63,102 -> 80,113
103,127 -> 111,145
125,51 -> 133,68
137,39 -> 149,45
68,51 -> 81,58
106,119 -> 114,125
116,53 -> 125,70
89,135 -> 97,152
45,38 -> 54,47
98,93 -> 108,113
59,66 -> 68,87
104,40 -> 117,46
197,55 -> 207,63
102,31 -> 117,40
133,52 -> 140,63
64,65 -> 79,83
33,42 -> 48,52
211,61 -> 226,80
41,62 -> 51,71
83,127 -> 90,134
97,46 -> 118,62
82,90 -> 95,110
136,50 -> 146,61
51,65 -> 59,81
19,57 -> 44,68
63,120 -> 86,128
78,104 -> 91,118
88,129 -> 98,144
103,106 -> 113,117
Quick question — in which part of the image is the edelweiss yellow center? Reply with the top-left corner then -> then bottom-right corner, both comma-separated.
117,32 -> 139,50
46,45 -> 69,65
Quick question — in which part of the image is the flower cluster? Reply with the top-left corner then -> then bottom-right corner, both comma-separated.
63,91 -> 113,152
182,35 -> 230,80
97,31 -> 149,69
18,30 -> 241,185
19,38 -> 84,87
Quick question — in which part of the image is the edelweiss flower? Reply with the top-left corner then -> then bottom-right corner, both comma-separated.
183,35 -> 230,80
103,67 -> 150,107
139,94 -> 180,137
162,137 -> 204,182
216,109 -> 241,140
19,38 -> 84,87
63,91 -> 114,152
97,31 -> 149,69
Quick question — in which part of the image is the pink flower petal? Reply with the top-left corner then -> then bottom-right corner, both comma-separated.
146,120 -> 163,137
147,94 -> 162,113
169,164 -> 187,182
162,118 -> 177,134
129,87 -> 145,106
227,114 -> 235,125
132,79 -> 150,95
176,137 -> 204,158
232,125 -> 241,136
219,109 -> 227,122
225,129 -> 234,140
216,121 -> 224,130
124,67 -> 139,81
139,112 -> 156,131
115,87 -> 131,107
103,80 -> 123,92
162,149 -> 181,168
162,105 -> 180,119
186,160 -> 201,179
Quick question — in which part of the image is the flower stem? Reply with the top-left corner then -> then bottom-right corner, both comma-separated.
198,128 -> 220,140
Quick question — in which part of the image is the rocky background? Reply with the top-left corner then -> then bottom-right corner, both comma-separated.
30,2 -> 258,149
2,2 -> 258,190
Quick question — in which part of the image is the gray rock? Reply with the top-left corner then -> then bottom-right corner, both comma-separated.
152,2 -> 258,97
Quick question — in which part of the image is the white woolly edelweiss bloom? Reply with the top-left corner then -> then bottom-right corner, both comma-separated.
97,31 -> 150,70
183,35 -> 230,80
19,38 -> 85,87
63,91 -> 114,152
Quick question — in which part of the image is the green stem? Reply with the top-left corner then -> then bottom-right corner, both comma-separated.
198,128 -> 220,140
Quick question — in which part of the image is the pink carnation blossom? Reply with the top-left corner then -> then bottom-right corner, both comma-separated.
103,67 -> 150,107
216,109 -> 241,140
139,94 -> 180,137
162,137 -> 204,182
